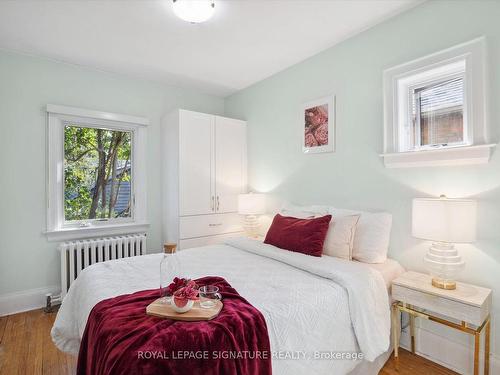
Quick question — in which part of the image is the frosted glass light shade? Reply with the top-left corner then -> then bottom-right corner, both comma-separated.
412,197 -> 477,243
172,0 -> 215,23
238,194 -> 266,215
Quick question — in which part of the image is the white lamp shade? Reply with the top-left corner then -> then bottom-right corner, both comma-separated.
238,193 -> 266,215
412,197 -> 477,243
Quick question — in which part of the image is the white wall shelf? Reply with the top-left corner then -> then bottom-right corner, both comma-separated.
380,143 -> 496,168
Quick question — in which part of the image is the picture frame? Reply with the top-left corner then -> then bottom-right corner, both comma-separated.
302,95 -> 335,154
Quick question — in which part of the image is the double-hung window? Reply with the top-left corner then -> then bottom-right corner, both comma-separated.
382,37 -> 493,167
46,105 -> 148,241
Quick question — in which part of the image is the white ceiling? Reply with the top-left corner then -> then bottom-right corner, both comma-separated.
0,0 -> 420,97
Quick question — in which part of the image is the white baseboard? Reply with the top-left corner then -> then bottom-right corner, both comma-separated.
0,285 -> 60,317
400,325 -> 499,375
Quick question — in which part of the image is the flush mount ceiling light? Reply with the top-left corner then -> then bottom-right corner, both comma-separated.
172,0 -> 215,23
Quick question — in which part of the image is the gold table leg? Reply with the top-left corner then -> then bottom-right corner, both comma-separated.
485,318 -> 490,375
392,303 -> 399,360
474,331 -> 480,375
409,309 -> 416,354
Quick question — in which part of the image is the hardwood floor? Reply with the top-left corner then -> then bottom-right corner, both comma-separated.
380,350 -> 458,375
0,309 -> 458,375
0,309 -> 76,375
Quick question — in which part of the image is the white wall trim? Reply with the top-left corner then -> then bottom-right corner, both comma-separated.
0,285 -> 60,317
400,325 -> 499,375
46,104 -> 149,126
45,222 -> 150,241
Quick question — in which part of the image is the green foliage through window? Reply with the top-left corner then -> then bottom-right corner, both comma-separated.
64,124 -> 132,221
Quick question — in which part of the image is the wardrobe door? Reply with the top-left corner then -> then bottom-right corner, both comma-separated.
179,111 -> 215,216
214,116 -> 247,213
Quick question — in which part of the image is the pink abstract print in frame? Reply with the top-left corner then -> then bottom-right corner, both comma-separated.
304,104 -> 329,147
302,95 -> 335,154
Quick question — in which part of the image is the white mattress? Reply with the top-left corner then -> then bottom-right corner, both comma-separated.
356,258 -> 406,289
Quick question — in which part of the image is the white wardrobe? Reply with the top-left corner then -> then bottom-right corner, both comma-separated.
162,109 -> 247,249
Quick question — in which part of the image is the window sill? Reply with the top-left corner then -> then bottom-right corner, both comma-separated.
45,222 -> 150,242
380,144 -> 496,168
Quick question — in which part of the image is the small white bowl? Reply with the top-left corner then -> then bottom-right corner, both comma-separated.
171,298 -> 194,313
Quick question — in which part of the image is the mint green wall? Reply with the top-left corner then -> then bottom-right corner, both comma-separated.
0,50 -> 224,295
225,0 -> 500,362
1,0 -> 499,366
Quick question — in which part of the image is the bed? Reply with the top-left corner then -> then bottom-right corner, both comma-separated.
52,237 -> 404,375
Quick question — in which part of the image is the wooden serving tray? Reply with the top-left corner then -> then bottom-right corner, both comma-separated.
146,298 -> 223,321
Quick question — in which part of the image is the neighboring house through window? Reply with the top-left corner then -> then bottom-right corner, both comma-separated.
411,76 -> 465,149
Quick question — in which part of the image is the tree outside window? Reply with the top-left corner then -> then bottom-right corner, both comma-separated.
64,125 -> 132,221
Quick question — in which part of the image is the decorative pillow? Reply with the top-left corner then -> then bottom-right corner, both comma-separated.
322,214 -> 360,260
281,203 -> 359,260
264,214 -> 332,257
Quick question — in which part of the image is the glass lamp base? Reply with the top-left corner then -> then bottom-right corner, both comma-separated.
243,214 -> 260,238
424,242 -> 464,290
431,278 -> 457,290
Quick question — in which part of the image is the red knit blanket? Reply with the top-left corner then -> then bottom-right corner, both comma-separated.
77,276 -> 272,375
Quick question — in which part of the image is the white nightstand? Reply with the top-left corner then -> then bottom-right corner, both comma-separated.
391,271 -> 492,375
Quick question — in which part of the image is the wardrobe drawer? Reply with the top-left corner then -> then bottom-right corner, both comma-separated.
179,213 -> 242,239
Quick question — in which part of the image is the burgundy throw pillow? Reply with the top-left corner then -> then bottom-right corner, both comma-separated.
264,214 -> 332,257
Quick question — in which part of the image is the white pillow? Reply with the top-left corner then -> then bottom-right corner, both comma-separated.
281,203 -> 324,216
280,204 -> 360,260
352,212 -> 392,263
310,205 -> 392,263
280,209 -> 316,219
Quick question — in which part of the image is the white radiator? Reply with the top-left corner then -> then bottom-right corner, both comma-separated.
59,234 -> 147,299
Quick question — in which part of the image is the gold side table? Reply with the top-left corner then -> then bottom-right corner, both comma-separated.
391,271 -> 492,375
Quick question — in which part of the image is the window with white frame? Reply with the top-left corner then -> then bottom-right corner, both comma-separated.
382,37 -> 493,168
46,105 -> 149,241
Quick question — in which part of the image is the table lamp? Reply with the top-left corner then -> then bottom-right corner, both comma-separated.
238,193 -> 266,238
412,195 -> 477,290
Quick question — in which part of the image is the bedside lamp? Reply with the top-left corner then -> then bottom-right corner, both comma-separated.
238,193 -> 266,238
412,195 -> 477,290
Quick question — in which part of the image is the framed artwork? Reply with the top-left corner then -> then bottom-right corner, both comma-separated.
302,95 -> 335,154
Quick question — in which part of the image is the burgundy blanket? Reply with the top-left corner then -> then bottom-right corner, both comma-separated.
77,276 -> 272,375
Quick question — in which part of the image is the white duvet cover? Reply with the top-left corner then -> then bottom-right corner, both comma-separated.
52,237 -> 390,375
